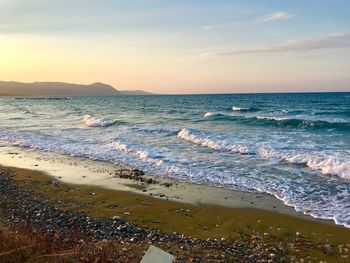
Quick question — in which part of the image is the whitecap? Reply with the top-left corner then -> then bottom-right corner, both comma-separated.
203,112 -> 215,117
110,141 -> 164,166
177,128 -> 249,154
259,147 -> 350,180
82,115 -> 115,127
256,116 -> 289,121
232,106 -> 248,112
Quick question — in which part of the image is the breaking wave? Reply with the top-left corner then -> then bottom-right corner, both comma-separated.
109,140 -> 164,166
82,115 -> 116,127
232,106 -> 257,112
203,112 -> 215,117
254,116 -> 350,131
206,114 -> 350,131
177,128 -> 250,155
259,147 -> 350,180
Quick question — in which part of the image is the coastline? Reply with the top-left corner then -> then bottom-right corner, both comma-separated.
0,145 -> 329,223
0,146 -> 350,261
0,145 -> 343,225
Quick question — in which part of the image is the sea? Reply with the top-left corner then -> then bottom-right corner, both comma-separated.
0,92 -> 349,227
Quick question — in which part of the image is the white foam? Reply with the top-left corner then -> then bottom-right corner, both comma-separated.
82,115 -> 115,127
259,147 -> 350,179
1,128 -> 350,228
204,112 -> 215,117
232,106 -> 248,112
111,141 -> 164,166
256,116 -> 289,121
178,128 -> 249,154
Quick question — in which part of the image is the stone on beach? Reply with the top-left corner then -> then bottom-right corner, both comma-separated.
140,245 -> 175,263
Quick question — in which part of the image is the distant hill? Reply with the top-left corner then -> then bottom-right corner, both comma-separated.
0,81 -> 153,96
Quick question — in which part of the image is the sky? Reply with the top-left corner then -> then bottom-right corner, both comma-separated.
0,0 -> 349,94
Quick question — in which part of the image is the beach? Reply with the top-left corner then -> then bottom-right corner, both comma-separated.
0,146 -> 349,262
0,92 -> 349,262
1,0 -> 349,261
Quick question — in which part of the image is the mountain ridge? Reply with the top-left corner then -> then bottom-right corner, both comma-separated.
0,81 -> 153,96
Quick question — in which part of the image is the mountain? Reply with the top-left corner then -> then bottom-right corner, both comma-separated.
0,81 -> 153,96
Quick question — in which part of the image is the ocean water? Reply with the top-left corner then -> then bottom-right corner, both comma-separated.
0,92 -> 349,227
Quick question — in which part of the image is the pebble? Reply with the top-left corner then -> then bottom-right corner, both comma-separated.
296,232 -> 303,237
324,244 -> 334,255
0,169 -> 331,262
112,216 -> 125,222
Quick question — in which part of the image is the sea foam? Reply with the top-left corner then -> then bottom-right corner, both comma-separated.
232,106 -> 247,112
1,93 -> 350,228
203,112 -> 215,117
178,128 -> 249,154
232,106 -> 257,112
82,115 -> 115,127
259,147 -> 350,180
110,141 -> 164,166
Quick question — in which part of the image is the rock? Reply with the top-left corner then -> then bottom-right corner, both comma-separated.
324,244 -> 334,255
146,178 -> 154,184
140,245 -> 175,263
296,232 -> 304,237
112,216 -> 124,223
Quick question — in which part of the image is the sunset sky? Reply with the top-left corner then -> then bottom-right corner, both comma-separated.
0,0 -> 349,94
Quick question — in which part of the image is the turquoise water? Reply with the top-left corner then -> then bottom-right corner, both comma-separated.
0,92 -> 349,227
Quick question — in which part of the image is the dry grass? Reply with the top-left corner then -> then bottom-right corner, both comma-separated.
0,223 -> 148,263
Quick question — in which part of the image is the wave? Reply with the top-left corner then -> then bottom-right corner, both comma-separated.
177,128 -> 250,155
256,116 -> 288,121
312,109 -> 350,117
203,112 -> 215,117
259,147 -> 350,180
0,128 -> 183,178
232,106 -> 257,112
130,125 -> 178,136
1,127 -> 349,228
255,116 -> 350,131
205,113 -> 350,131
82,115 -> 116,127
110,141 -> 164,166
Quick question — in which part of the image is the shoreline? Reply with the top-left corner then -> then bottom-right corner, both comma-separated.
0,145 -> 341,226
0,147 -> 350,261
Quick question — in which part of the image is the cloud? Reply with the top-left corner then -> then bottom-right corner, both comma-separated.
200,32 -> 350,57
202,11 -> 295,30
256,12 -> 295,23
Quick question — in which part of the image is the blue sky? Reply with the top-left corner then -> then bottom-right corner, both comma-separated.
0,0 -> 349,93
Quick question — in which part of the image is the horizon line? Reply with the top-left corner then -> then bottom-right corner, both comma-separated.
0,80 -> 348,95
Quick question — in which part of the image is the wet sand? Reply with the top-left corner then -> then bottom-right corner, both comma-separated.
0,146 -> 330,223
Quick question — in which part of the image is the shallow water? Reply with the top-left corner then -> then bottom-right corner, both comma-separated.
0,92 -> 349,227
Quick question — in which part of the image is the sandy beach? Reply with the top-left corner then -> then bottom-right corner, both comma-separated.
1,1 -> 349,261
0,146 -> 349,262
0,145 -> 331,222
